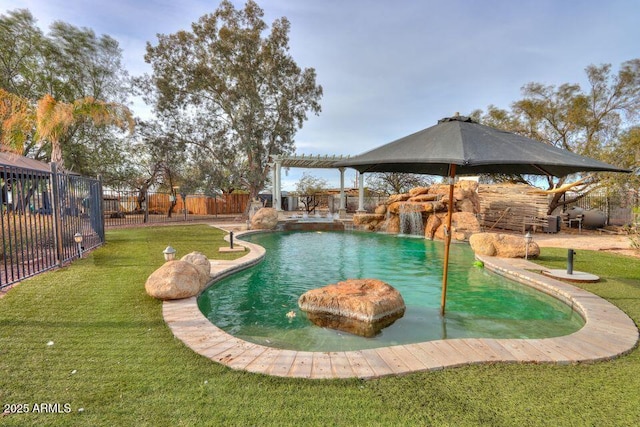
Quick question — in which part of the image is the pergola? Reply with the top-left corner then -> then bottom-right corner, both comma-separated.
269,154 -> 367,216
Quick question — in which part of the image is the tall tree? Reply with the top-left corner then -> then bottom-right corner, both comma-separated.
35,94 -> 134,170
142,0 -> 322,198
295,172 -> 328,213
473,59 -> 640,213
0,88 -> 33,153
1,91 -> 134,169
366,172 -> 434,195
0,9 -> 47,100
0,9 -> 134,177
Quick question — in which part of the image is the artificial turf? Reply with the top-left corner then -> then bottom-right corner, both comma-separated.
1,225 -> 639,426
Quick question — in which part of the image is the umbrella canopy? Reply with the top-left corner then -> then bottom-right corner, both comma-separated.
335,115 -> 629,316
336,115 -> 629,176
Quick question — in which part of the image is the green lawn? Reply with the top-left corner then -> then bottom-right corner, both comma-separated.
1,226 -> 639,426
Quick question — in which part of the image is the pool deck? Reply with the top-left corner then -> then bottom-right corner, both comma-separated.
162,230 -> 639,379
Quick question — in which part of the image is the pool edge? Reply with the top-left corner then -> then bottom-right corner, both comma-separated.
162,230 -> 639,379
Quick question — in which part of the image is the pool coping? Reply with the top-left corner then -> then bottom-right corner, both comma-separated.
162,230 -> 639,379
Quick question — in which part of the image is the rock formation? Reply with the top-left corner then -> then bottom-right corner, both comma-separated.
354,180 -> 481,242
469,232 -> 540,258
251,207 -> 279,230
145,251 -> 212,300
180,251 -> 211,289
298,279 -> 405,337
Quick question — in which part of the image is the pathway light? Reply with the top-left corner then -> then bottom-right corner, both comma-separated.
74,232 -> 83,258
163,245 -> 176,261
524,232 -> 533,260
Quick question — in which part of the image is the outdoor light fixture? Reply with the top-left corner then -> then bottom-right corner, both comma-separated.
163,245 -> 176,262
524,231 -> 533,260
74,232 -> 83,258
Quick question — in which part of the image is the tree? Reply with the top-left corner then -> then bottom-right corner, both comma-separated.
142,0 -> 322,199
0,9 -> 134,176
0,9 -> 47,101
0,88 -> 33,153
128,120 -> 189,217
294,172 -> 328,213
473,59 -> 640,213
35,94 -> 134,170
602,126 -> 640,191
366,172 -> 434,195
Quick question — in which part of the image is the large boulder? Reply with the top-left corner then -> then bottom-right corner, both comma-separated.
298,279 -> 405,337
180,251 -> 211,289
387,193 -> 411,204
409,186 -> 430,197
456,198 -> 476,213
385,215 -> 400,233
387,201 -> 403,215
424,214 -> 442,239
374,204 -> 387,215
408,193 -> 439,203
434,211 -> 481,241
353,213 -> 385,226
251,207 -> 279,230
469,232 -> 540,258
145,260 -> 204,300
353,213 -> 385,231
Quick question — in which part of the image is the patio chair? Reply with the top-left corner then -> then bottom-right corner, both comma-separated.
568,214 -> 584,233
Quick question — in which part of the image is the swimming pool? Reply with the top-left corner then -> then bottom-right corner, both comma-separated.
198,231 -> 584,352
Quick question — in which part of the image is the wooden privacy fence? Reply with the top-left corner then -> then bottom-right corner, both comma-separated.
146,193 -> 248,215
477,184 -> 551,232
103,190 -> 250,227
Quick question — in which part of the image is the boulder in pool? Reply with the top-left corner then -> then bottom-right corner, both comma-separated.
298,279 -> 405,337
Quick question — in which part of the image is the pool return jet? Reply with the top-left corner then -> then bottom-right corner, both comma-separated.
335,114 -> 628,315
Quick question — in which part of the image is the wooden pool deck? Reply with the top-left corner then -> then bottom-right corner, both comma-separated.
162,231 -> 638,379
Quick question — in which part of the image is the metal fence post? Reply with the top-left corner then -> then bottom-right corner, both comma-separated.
144,189 -> 149,223
50,162 -> 64,267
96,176 -> 105,241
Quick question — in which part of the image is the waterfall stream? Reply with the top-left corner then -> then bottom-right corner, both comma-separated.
399,204 -> 424,236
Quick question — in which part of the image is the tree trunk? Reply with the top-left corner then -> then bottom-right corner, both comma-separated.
50,139 -> 64,170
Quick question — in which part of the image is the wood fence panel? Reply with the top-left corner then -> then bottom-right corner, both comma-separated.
478,184 -> 550,232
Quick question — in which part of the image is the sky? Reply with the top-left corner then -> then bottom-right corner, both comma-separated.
3,0 -> 640,190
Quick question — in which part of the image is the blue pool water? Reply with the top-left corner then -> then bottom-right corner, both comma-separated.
198,231 -> 584,351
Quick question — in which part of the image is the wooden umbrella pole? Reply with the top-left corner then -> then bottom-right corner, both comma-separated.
440,164 -> 456,316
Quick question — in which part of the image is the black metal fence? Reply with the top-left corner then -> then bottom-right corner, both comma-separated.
1,162 -> 104,289
566,189 -> 639,226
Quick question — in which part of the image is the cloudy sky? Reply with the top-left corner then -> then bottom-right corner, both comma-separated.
3,0 -> 639,190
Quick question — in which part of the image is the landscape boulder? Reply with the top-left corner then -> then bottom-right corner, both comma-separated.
408,186 -> 430,197
424,214 -> 442,239
353,213 -> 385,231
387,193 -> 411,203
469,232 -> 540,258
145,260 -> 204,300
434,211 -> 482,241
251,207 -> 279,230
298,279 -> 405,337
385,215 -> 400,234
180,251 -> 211,289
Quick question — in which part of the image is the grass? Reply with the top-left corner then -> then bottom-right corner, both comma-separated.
0,226 -> 639,426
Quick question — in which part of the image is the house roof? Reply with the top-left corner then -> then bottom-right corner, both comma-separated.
0,151 -> 51,173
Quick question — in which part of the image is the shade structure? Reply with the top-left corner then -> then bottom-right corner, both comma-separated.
335,115 -> 629,315
336,116 -> 628,176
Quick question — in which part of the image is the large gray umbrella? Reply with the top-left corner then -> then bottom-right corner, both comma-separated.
335,115 -> 629,315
